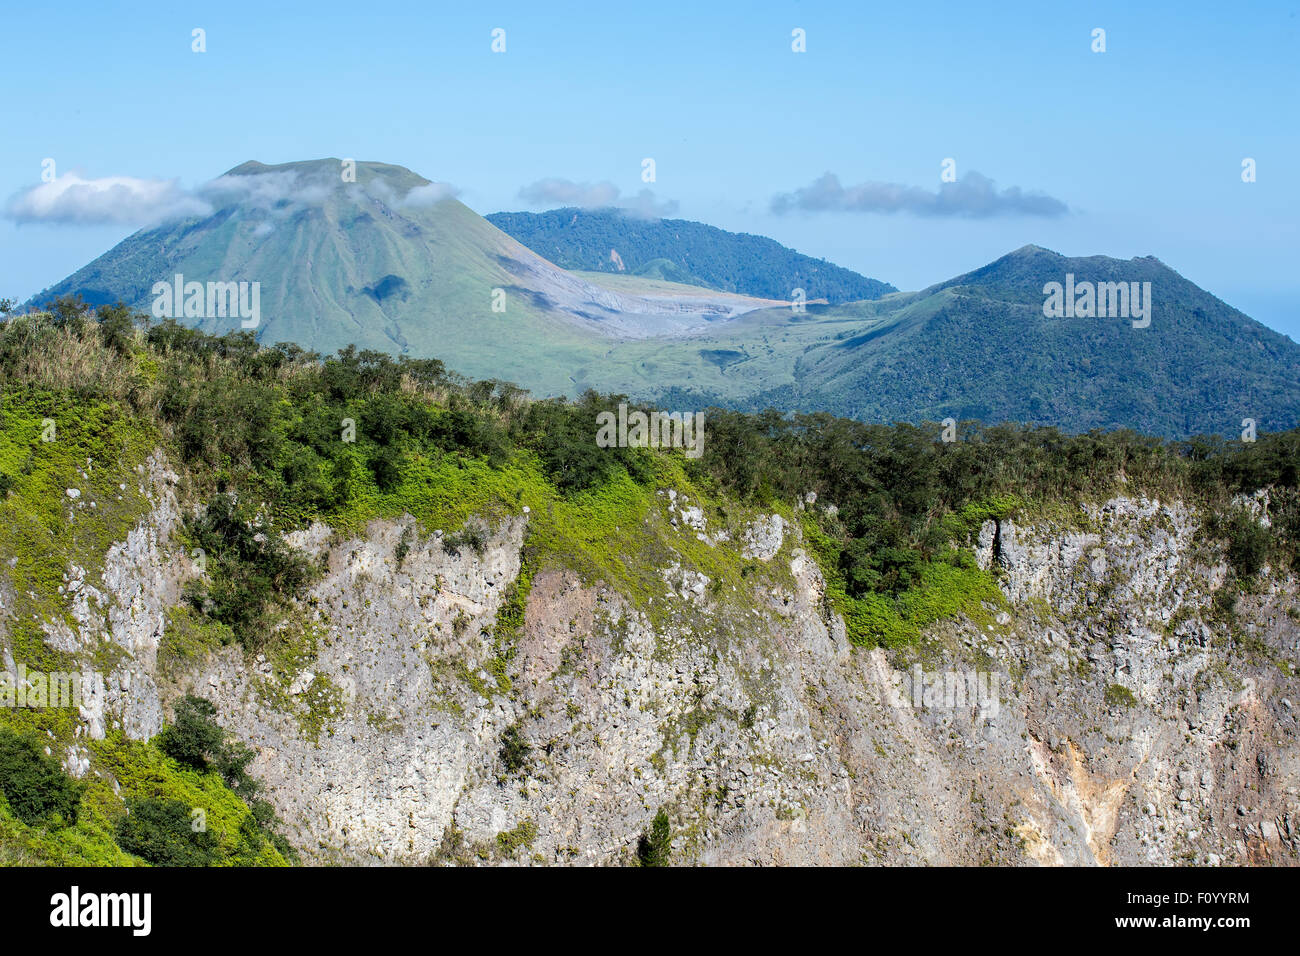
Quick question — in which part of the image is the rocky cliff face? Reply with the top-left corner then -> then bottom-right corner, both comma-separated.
7,454 -> 1299,866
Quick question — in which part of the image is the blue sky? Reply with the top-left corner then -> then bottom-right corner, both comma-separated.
3,0 -> 1297,339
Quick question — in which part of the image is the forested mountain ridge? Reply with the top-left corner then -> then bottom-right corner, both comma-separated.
571,245 -> 1300,439
486,206 -> 897,303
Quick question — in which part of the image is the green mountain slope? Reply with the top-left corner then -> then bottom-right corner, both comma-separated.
486,207 -> 897,303
574,246 -> 1300,438
27,160 -> 781,397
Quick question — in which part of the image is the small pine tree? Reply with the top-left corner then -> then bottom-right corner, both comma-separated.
637,808 -> 671,867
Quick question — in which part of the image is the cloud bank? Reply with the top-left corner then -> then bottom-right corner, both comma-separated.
200,171 -> 330,210
770,171 -> 1068,218
5,174 -> 212,226
399,181 -> 461,207
517,178 -> 678,218
5,168 -> 463,227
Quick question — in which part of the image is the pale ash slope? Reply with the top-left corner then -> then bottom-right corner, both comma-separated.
7,457 -> 1299,865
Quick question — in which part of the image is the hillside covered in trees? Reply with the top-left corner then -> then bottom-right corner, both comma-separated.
487,207 -> 896,303
1,297 -> 1297,864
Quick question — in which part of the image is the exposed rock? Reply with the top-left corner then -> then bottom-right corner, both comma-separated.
742,514 -> 785,561
4,468 -> 1298,867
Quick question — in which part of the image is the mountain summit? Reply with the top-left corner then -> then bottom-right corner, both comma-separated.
29,159 -> 784,393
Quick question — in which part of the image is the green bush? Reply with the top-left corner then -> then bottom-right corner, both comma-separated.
442,524 -> 487,558
1104,684 -> 1137,709
0,729 -> 84,827
1223,508 -> 1272,580
499,724 -> 530,776
495,818 -> 539,854
637,808 -> 671,866
115,797 -> 218,866
152,695 -> 295,861
157,696 -> 225,773
183,494 -> 317,649
516,393 -> 654,494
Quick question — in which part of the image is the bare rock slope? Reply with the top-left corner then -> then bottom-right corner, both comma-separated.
9,458 -> 1299,866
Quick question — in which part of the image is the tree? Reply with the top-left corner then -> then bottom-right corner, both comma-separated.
157,695 -> 224,772
0,730 -> 84,827
116,798 -> 217,866
637,808 -> 672,866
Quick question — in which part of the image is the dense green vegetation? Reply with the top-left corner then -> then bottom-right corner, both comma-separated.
689,409 -> 1299,641
5,297 -> 1297,642
0,702 -> 291,866
115,797 -> 219,866
0,730 -> 84,827
487,207 -> 896,303
155,696 -> 297,863
571,246 -> 1300,440
7,305 -> 913,651
182,494 -> 319,649
1,298 -> 1296,863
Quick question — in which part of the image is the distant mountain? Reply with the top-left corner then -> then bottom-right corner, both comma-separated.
29,164 -> 1300,437
27,160 -> 783,395
571,245 -> 1300,438
486,207 -> 896,304
794,246 -> 1300,436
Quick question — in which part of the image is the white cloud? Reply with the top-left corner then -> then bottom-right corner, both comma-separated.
356,177 -> 459,208
619,188 -> 679,219
519,177 -> 621,208
4,166 -> 456,231
200,171 -> 330,211
400,181 -> 460,207
771,171 -> 1069,218
517,177 -> 677,218
4,173 -> 211,226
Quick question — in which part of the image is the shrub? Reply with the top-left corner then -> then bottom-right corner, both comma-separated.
1104,684 -> 1137,709
0,729 -> 84,827
499,724 -> 530,775
495,818 -> 539,854
157,695 -> 225,773
116,797 -> 218,866
637,808 -> 671,866
443,524 -> 487,558
214,739 -> 260,802
1223,508 -> 1271,580
183,494 -> 317,648
152,695 -> 295,860
367,445 -> 404,491
394,526 -> 413,567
